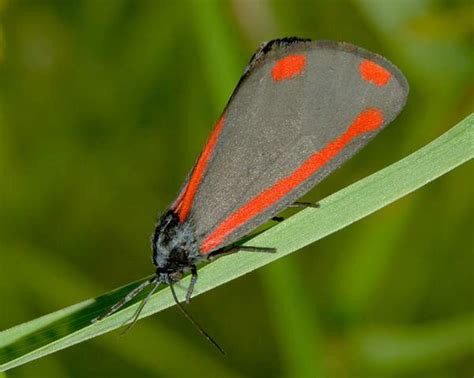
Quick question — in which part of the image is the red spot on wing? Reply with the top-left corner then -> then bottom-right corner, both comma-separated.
201,108 -> 384,253
272,55 -> 306,81
359,59 -> 391,86
176,116 -> 225,222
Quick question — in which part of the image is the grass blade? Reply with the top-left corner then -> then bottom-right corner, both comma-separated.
0,113 -> 472,371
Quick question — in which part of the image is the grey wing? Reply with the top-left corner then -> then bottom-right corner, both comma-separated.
182,38 -> 408,252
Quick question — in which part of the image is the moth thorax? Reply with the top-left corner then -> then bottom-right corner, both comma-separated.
151,210 -> 198,269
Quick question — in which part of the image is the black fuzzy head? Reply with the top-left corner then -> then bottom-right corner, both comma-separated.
151,210 -> 200,283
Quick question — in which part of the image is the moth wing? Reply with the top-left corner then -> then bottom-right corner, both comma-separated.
175,38 -> 408,252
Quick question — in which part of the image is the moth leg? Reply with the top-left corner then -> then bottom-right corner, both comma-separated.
208,246 -> 276,261
289,201 -> 320,208
272,202 -> 319,223
185,265 -> 198,304
238,246 -> 276,253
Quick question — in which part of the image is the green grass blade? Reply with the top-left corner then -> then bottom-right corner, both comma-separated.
1,243 -> 243,377
1,113 -> 472,371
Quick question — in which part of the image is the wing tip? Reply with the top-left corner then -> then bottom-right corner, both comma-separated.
315,40 -> 409,95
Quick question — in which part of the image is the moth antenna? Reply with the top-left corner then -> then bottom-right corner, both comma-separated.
92,278 -> 155,323
120,280 -> 161,335
169,280 -> 225,355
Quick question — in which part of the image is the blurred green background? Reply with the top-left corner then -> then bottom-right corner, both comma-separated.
0,0 -> 473,377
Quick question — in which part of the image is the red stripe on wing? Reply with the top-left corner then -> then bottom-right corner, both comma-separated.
201,108 -> 384,252
176,116 -> 225,222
